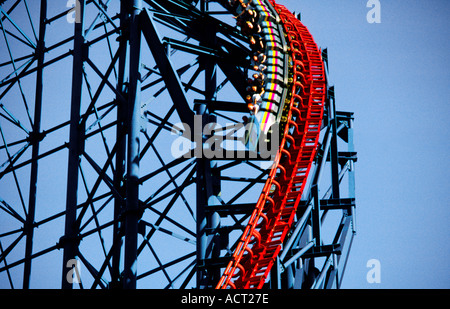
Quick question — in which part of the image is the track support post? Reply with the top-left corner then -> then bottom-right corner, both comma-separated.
123,0 -> 143,290
62,0 -> 86,290
23,0 -> 47,290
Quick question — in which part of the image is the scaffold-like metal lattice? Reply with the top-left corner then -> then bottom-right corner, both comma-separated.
0,0 -> 356,289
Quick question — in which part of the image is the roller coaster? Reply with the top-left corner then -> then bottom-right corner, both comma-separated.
0,0 -> 357,289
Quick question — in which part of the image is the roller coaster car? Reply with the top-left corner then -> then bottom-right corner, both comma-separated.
242,0 -> 289,153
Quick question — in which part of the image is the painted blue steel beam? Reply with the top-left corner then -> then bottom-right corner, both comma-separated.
144,0 -> 250,99
23,0 -> 47,290
62,0 -> 86,290
123,0 -> 143,290
140,8 -> 195,131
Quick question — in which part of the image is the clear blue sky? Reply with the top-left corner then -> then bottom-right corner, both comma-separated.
280,0 -> 450,288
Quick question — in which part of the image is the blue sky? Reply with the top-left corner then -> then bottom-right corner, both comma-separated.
280,0 -> 450,288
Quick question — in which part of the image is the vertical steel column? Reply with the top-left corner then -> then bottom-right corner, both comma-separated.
270,257 -> 281,289
195,144 -> 213,289
347,116 -> 356,233
333,113 -> 356,288
123,0 -> 142,289
304,104 -> 334,288
328,88 -> 340,199
23,0 -> 47,289
62,0 -> 85,289
309,124 -> 332,249
111,1 -> 130,288
196,0 -> 220,288
195,0 -> 207,289
204,25 -> 222,289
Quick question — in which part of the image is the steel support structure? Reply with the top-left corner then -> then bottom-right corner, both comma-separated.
110,1 -> 129,289
272,55 -> 358,288
0,0 -> 356,289
22,0 -> 46,290
123,0 -> 143,290
195,0 -> 220,289
62,0 -> 86,290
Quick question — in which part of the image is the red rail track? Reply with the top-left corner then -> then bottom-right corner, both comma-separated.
216,0 -> 326,289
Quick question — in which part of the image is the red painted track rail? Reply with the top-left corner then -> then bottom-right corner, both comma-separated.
216,0 -> 326,289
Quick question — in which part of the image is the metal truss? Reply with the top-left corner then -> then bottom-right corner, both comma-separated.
0,0 -> 356,289
272,78 -> 358,289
